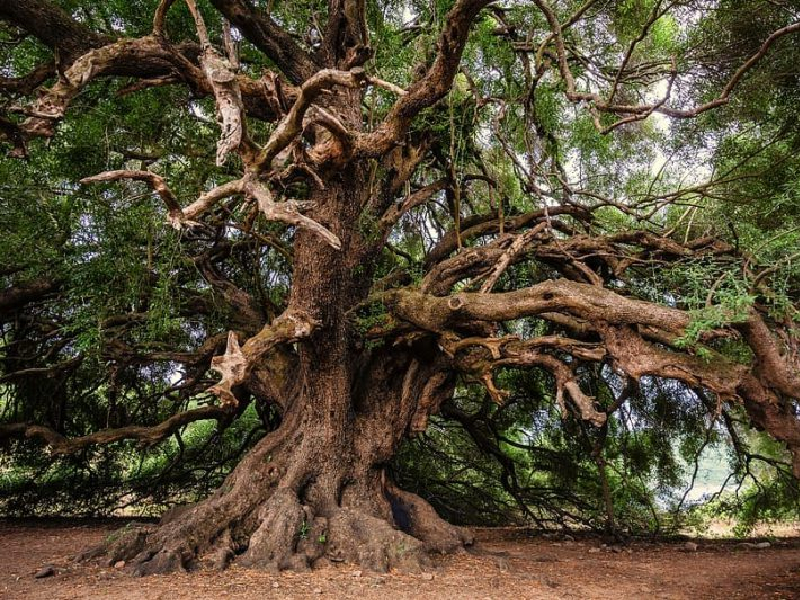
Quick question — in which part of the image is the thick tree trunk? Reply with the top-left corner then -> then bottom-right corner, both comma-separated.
86,358 -> 470,574
79,12 -> 480,569
85,167 -> 470,575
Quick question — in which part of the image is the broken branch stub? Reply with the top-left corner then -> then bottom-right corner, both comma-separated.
209,331 -> 247,407
203,47 -> 248,167
183,0 -> 255,167
208,311 -> 319,407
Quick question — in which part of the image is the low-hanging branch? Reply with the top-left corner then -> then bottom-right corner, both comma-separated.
387,288 -> 800,471
384,278 -> 691,334
0,405 -> 236,455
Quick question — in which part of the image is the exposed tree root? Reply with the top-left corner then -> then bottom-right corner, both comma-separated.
81,430 -> 469,576
386,482 -> 474,554
326,508 -> 428,571
238,488 -> 310,571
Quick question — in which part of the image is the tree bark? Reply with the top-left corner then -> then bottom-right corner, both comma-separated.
85,156 -> 470,576
86,320 -> 471,574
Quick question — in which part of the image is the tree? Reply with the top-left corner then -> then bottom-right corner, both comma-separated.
1,0 -> 799,575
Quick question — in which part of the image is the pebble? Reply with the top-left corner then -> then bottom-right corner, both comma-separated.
588,547 -> 601,554
421,572 -> 434,581
34,566 -> 55,579
755,542 -> 771,549
272,581 -> 280,589
352,570 -> 362,578
114,560 -> 125,569
684,542 -> 698,552
313,588 -> 323,594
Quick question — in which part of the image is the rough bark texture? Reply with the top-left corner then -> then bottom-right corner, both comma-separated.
82,299 -> 470,574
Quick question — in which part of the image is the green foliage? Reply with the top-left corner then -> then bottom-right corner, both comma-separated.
298,518 -> 310,540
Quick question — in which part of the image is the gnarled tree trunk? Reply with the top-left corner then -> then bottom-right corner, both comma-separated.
87,161 -> 470,575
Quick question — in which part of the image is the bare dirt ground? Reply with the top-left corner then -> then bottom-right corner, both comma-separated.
1,520 -> 799,599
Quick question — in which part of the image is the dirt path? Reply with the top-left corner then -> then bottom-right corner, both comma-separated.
1,520 -> 799,599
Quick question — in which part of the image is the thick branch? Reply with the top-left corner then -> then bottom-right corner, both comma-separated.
0,355 -> 82,383
255,68 -> 367,171
15,36 -> 199,140
0,0 -> 111,61
356,0 -> 493,157
209,311 -> 317,407
0,405 -> 234,455
0,277 -> 62,315
739,310 -> 800,400
117,174 -> 341,247
0,62 -> 55,96
0,23 -> 284,150
445,333 -> 607,424
184,0 -> 257,167
385,278 -> 690,334
209,0 -> 318,85
245,182 -> 342,249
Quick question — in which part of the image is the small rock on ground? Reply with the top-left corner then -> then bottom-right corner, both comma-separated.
735,542 -> 772,550
34,566 -> 55,579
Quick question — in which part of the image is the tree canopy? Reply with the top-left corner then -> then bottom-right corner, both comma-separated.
0,0 -> 799,574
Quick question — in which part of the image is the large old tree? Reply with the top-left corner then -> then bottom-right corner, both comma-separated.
1,0 -> 799,574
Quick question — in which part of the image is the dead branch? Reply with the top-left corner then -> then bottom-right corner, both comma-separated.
80,170 -> 182,222
208,310 -> 318,407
